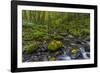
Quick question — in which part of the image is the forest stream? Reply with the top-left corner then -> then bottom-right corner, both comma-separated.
22,35 -> 90,62
22,10 -> 90,62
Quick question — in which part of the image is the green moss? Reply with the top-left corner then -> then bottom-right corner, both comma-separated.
48,40 -> 64,51
24,42 -> 39,54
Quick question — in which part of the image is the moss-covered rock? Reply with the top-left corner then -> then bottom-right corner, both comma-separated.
70,48 -> 80,58
48,40 -> 64,51
49,57 -> 56,61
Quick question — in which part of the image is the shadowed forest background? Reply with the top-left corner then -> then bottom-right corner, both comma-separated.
22,10 -> 90,62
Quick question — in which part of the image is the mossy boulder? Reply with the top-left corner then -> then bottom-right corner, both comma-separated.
48,40 -> 64,51
24,42 -> 39,54
70,48 -> 80,58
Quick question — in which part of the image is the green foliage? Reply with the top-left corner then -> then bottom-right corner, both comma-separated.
24,42 -> 39,54
22,10 -> 90,54
49,34 -> 63,40
48,40 -> 64,51
32,30 -> 48,41
22,31 -> 34,41
22,10 -> 90,39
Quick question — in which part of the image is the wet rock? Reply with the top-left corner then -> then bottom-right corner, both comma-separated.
27,55 -> 39,62
37,47 -> 48,52
39,55 -> 48,61
37,52 -> 41,56
22,54 -> 32,62
41,47 -> 47,52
